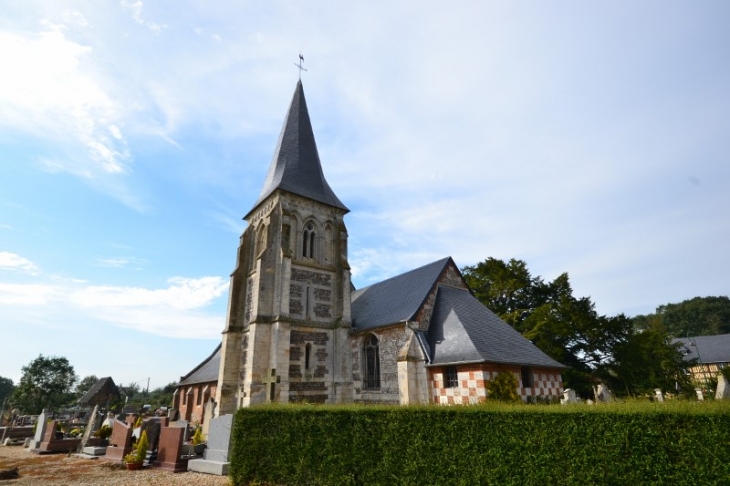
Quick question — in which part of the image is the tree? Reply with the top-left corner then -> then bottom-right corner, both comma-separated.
634,296 -> 730,337
12,355 -> 77,414
74,375 -> 99,399
0,376 -> 14,405
601,321 -> 693,396
463,257 -> 689,398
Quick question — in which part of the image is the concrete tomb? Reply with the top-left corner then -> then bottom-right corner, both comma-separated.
153,426 -> 188,472
102,421 -> 133,463
188,414 -> 233,476
32,420 -> 81,454
716,374 -> 730,400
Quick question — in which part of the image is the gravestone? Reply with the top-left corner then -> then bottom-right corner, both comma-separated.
167,408 -> 178,422
139,418 -> 162,465
28,410 -> 48,450
169,419 -> 189,442
34,420 -> 82,454
79,405 -> 101,450
101,412 -> 116,429
654,388 -> 664,402
102,421 -> 133,463
153,426 -> 188,472
201,399 -> 215,437
716,374 -> 730,400
695,388 -> 704,401
593,383 -> 613,403
560,388 -> 579,405
187,414 -> 233,475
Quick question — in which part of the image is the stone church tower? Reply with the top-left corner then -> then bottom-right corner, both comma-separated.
215,81 -> 353,414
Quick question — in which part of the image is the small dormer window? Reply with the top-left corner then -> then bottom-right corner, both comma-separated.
303,222 -> 315,258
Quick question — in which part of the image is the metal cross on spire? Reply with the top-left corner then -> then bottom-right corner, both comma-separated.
294,53 -> 307,79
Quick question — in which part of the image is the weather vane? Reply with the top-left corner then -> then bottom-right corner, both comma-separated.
294,53 -> 307,79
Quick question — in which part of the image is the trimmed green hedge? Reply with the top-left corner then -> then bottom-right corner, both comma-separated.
229,402 -> 730,485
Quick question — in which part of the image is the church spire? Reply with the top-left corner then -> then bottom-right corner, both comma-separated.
247,81 -> 348,218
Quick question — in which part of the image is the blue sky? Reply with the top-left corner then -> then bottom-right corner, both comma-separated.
1,1 -> 728,391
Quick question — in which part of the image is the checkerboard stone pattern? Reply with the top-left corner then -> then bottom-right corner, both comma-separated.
430,365 -> 563,404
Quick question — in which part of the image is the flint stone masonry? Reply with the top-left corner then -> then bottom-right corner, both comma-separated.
291,268 -> 332,287
290,394 -> 328,403
291,330 -> 329,345
290,382 -> 326,392
290,347 -> 302,361
289,364 -> 302,378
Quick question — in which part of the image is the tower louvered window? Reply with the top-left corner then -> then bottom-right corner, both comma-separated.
303,223 -> 316,259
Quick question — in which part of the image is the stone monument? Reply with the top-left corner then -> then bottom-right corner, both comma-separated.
187,414 -> 233,475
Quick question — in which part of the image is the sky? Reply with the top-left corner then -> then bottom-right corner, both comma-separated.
1,1 -> 729,392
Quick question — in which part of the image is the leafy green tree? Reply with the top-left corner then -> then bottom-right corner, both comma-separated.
486,371 -> 520,402
145,382 -> 177,409
601,321 -> 693,396
12,355 -> 77,414
0,376 -> 14,405
74,375 -> 99,399
634,296 -> 730,337
463,257 -> 689,398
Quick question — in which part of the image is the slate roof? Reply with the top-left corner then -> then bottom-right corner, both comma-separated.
351,257 -> 452,331
246,80 -> 348,218
427,285 -> 566,368
178,343 -> 222,386
674,334 -> 730,364
77,376 -> 120,406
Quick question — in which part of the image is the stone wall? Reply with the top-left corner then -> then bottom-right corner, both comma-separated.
352,327 -> 406,404
289,266 -> 335,323
288,328 -> 332,403
430,364 -> 563,404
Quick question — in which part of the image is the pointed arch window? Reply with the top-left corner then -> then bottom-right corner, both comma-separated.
302,222 -> 316,259
363,334 -> 381,390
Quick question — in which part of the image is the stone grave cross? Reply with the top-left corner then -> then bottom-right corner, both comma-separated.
262,369 -> 280,402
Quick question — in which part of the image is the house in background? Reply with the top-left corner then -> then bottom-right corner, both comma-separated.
674,334 -> 730,387
77,376 -> 120,410
175,344 -> 220,423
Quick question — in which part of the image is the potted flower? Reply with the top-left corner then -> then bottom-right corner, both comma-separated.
93,425 -> 113,447
124,430 -> 149,471
190,426 -> 206,455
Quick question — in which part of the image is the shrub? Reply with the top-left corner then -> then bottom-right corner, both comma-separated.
94,425 -> 112,440
190,426 -> 204,445
486,371 -> 520,402
124,430 -> 148,464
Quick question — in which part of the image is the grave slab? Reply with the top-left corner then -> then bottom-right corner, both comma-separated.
187,414 -> 232,476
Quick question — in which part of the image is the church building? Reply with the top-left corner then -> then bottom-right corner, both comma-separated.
178,80 -> 565,416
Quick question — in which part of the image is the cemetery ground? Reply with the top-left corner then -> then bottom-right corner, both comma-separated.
0,445 -> 230,485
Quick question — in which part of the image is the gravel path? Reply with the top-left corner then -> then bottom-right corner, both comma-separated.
0,445 -> 232,485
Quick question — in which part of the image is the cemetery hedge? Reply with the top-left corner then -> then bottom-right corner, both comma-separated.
229,402 -> 730,486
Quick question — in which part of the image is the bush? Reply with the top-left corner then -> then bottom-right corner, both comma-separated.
124,430 -> 148,464
229,402 -> 730,486
486,371 -> 520,402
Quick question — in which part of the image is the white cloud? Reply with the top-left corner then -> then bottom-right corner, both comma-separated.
68,276 -> 229,338
120,0 -> 165,33
95,256 -> 146,269
0,252 -> 40,275
0,283 -> 56,305
0,26 -> 130,176
71,276 -> 228,310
